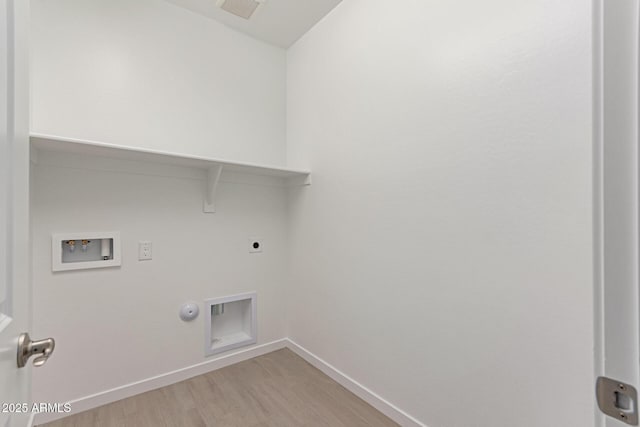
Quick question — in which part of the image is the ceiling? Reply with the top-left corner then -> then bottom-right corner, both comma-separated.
164,0 -> 343,48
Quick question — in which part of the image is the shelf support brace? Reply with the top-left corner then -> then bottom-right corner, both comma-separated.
286,173 -> 312,187
203,165 -> 223,213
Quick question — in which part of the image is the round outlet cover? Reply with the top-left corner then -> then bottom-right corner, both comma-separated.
179,302 -> 199,321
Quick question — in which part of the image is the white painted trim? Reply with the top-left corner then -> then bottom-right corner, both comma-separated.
35,338 -> 425,427
285,339 -> 427,427
35,339 -> 287,425
0,313 -> 12,334
597,3 -> 640,427
4,411 -> 35,427
592,1 -> 605,426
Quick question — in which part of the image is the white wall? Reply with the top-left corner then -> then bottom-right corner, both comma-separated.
31,152 -> 289,404
32,0 -> 596,425
286,1 -> 594,426
30,0 -> 291,409
31,0 -> 287,166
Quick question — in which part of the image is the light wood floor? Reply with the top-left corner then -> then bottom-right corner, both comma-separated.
40,348 -> 398,427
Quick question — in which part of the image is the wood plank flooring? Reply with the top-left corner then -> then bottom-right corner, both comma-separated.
39,348 -> 398,427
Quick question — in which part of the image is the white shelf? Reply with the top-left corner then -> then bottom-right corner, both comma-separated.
30,133 -> 311,213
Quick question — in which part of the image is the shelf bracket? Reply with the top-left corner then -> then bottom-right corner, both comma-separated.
203,165 -> 223,213
286,173 -> 312,187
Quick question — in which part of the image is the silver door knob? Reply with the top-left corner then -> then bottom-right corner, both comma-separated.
17,333 -> 55,368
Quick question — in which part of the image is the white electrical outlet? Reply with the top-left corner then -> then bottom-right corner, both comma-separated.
249,238 -> 263,253
139,241 -> 152,260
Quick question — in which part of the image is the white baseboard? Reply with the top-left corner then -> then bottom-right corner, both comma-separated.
285,339 -> 426,427
34,339 -> 287,425
35,338 -> 425,427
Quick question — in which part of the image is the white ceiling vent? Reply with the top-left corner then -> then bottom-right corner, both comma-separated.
218,0 -> 264,20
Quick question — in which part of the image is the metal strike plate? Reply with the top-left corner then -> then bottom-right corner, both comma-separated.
597,377 -> 638,425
